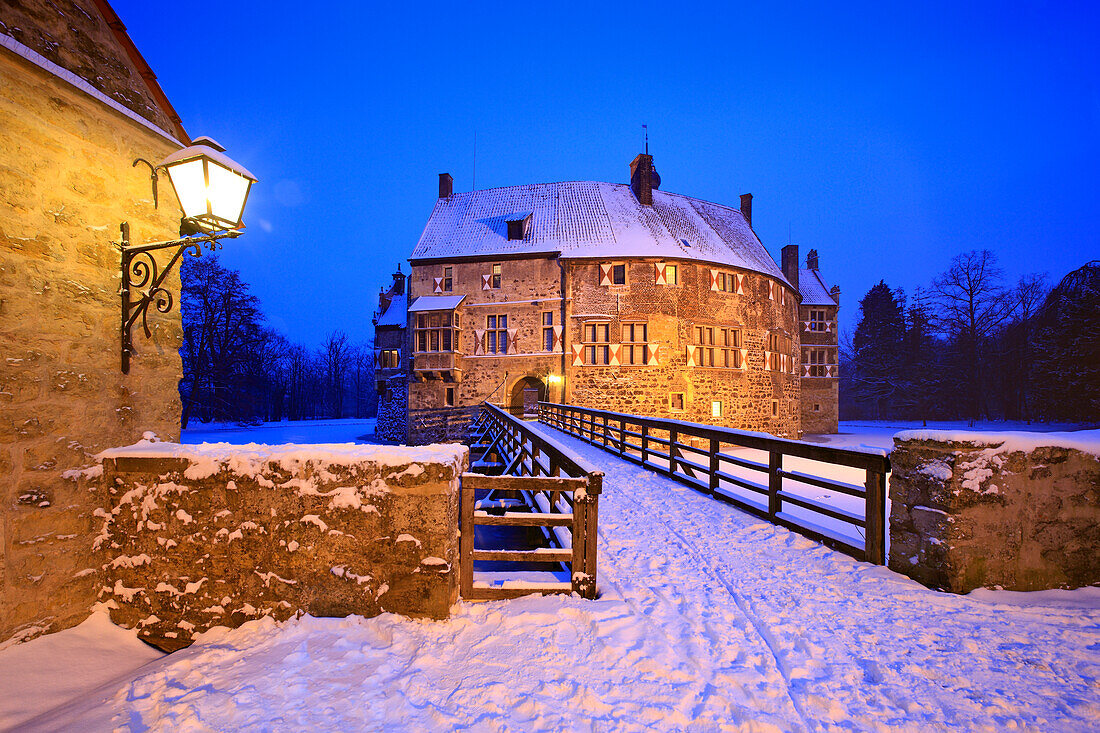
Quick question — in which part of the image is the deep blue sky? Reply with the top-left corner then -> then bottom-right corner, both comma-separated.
117,0 -> 1099,348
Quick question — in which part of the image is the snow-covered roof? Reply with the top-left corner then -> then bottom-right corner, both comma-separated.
800,269 -> 837,306
408,295 -> 466,312
411,181 -> 789,284
375,292 -> 406,328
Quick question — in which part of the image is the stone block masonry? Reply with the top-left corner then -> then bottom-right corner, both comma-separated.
92,441 -> 467,652
889,430 -> 1100,593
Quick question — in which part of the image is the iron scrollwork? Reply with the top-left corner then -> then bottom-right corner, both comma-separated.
119,221 -> 240,374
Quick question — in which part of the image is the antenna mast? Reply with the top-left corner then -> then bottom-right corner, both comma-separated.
642,124 -> 648,154
472,130 -> 477,191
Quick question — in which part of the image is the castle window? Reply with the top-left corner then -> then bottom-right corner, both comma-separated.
694,325 -> 742,368
445,387 -> 455,407
813,403 -> 821,413
670,393 -> 685,411
622,322 -> 649,364
415,312 -> 458,353
767,331 -> 793,372
807,348 -> 828,377
583,322 -> 610,365
543,312 -> 555,351
380,349 -> 400,369
486,314 -> 508,354
665,264 -> 678,285
442,266 -> 453,292
771,400 -> 779,417
506,212 -> 532,240
612,263 -> 626,285
491,263 -> 502,289
809,309 -> 827,331
711,400 -> 723,418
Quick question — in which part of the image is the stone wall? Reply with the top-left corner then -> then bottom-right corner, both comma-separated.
94,441 -> 466,652
889,431 -> 1100,592
1,44 -> 185,644
798,303 -> 839,434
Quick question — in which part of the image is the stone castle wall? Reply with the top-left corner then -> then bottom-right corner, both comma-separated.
95,442 -> 466,652
889,431 -> 1100,592
799,303 -> 839,434
566,259 -> 801,436
1,48 -> 186,644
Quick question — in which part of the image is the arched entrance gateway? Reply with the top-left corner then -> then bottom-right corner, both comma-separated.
508,376 -> 546,417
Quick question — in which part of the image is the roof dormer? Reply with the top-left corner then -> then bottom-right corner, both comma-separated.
506,212 -> 533,241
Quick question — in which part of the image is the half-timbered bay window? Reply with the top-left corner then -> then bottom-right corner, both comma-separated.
486,314 -> 508,354
584,322 -> 610,365
415,311 -> 459,352
689,325 -> 743,368
622,322 -> 649,365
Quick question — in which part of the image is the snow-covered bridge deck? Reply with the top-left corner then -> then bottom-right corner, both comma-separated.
12,426 -> 1100,731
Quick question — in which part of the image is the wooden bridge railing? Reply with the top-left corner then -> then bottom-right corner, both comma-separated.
539,401 -> 890,564
462,403 -> 603,600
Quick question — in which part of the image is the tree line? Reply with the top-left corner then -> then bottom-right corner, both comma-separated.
841,253 -> 1099,424
179,255 -> 377,428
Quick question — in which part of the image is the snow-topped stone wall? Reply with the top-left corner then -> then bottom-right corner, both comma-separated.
93,441 -> 466,652
889,431 -> 1100,593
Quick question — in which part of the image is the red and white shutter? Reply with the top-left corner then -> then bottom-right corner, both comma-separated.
373,350 -> 381,369
768,280 -> 776,301
552,325 -> 563,351
647,344 -> 660,366
571,343 -> 585,366
599,263 -> 613,287
433,277 -> 443,294
685,344 -> 698,367
608,344 -> 621,367
734,274 -> 746,295
473,330 -> 485,356
739,348 -> 748,369
481,274 -> 492,290
710,269 -> 720,291
507,329 -> 519,353
655,262 -> 666,286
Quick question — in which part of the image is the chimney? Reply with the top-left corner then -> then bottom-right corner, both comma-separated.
806,248 -> 819,271
830,284 -> 841,306
438,172 -> 453,198
630,153 -> 656,205
781,244 -> 799,295
391,265 -> 405,296
740,193 -> 753,227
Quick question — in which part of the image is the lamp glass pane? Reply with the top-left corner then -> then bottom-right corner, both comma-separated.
165,159 -> 209,220
207,162 -> 250,226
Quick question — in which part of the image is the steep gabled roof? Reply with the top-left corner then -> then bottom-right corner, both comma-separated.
799,268 -> 837,306
0,0 -> 187,142
375,292 -> 407,328
411,181 -> 789,285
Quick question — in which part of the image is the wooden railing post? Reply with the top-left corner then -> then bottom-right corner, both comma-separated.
768,451 -> 782,519
619,419 -> 626,457
668,429 -> 678,478
602,415 -> 609,447
709,438 -> 719,495
865,469 -> 886,564
641,424 -> 649,464
460,476 -> 475,597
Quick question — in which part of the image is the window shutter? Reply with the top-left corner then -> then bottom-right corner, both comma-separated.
571,343 -> 584,366
552,325 -> 563,351
768,281 -> 776,300
599,263 -> 612,287
739,348 -> 748,369
433,277 -> 443,294
647,343 -> 660,366
507,328 -> 519,353
710,269 -> 720,291
374,350 -> 381,369
608,344 -> 621,367
481,274 -> 492,290
685,344 -> 697,367
733,274 -> 744,295
655,262 -> 666,286
473,329 -> 485,356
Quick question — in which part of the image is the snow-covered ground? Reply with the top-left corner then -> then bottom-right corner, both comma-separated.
4,421 -> 1099,731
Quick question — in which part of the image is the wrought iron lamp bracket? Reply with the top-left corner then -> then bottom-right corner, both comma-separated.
132,158 -> 163,209
119,221 -> 241,374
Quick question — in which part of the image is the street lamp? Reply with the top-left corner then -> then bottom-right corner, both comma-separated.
122,137 -> 257,373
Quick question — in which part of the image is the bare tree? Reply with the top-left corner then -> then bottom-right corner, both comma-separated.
931,250 -> 1014,422
321,331 -> 351,418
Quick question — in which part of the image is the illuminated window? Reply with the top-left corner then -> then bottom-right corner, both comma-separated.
665,264 -> 678,285
415,312 -> 458,353
486,314 -> 508,354
583,322 -> 610,365
695,325 -> 741,368
622,322 -> 648,364
491,263 -> 502,289
711,400 -> 722,417
380,349 -> 400,369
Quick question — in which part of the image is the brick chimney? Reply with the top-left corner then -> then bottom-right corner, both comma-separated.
630,154 -> 655,205
740,193 -> 753,227
806,248 -> 819,270
438,173 -> 453,198
781,244 -> 799,295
